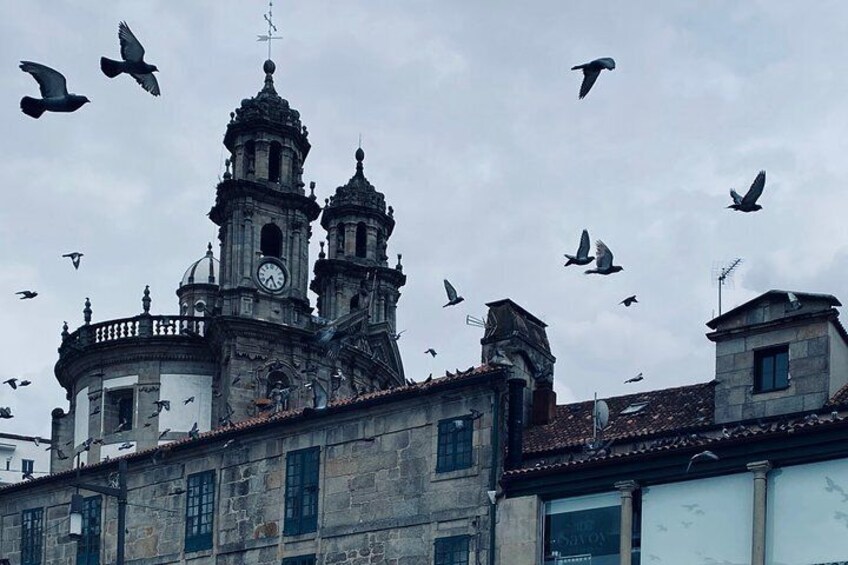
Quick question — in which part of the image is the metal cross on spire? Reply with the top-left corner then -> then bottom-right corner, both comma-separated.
257,0 -> 283,60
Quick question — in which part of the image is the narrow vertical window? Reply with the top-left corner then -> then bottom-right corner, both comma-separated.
754,346 -> 789,392
260,223 -> 283,258
21,507 -> 43,565
185,470 -> 215,552
77,496 -> 102,565
22,458 -> 35,478
355,222 -> 367,258
434,535 -> 470,565
269,141 -> 282,182
336,223 -> 345,257
284,447 -> 320,535
245,140 -> 256,174
436,417 -> 473,473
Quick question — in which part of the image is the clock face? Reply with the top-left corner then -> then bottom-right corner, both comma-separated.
257,260 -> 287,293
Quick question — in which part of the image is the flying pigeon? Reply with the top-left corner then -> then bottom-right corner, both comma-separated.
19,380 -> 31,387
620,295 -> 638,307
100,22 -> 160,96
0,407 -> 13,419
62,252 -> 84,270
686,450 -> 719,473
390,330 -> 406,341
19,61 -> 90,119
787,292 -> 802,311
571,57 -> 616,99
118,441 -> 134,451
584,241 -> 623,275
153,399 -> 170,412
16,291 -> 38,299
158,428 -> 171,440
113,420 -> 129,434
624,372 -> 643,384
183,396 -> 195,405
425,348 -> 437,357
188,422 -> 199,439
564,229 -> 595,267
728,170 -> 766,212
3,378 -> 20,389
222,439 -> 237,449
443,279 -> 464,307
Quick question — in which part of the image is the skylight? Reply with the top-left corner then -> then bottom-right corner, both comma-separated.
620,401 -> 649,415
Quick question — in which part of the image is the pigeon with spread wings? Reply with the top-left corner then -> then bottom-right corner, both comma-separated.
62,252 -> 84,270
19,61 -> 89,118
101,21 -> 160,96
571,58 -> 615,99
564,229 -> 595,267
584,241 -> 623,275
728,171 -> 766,212
443,279 -> 464,307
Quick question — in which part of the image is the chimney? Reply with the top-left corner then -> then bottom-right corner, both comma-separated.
506,377 -> 526,470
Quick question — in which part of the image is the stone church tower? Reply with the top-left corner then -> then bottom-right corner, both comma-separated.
50,60 -> 407,471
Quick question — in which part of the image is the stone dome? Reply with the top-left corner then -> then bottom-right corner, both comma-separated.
180,243 -> 219,287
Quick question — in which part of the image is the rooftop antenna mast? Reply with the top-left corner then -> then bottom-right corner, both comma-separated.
257,0 -> 283,60
713,258 -> 743,316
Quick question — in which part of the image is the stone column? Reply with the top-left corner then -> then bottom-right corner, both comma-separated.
615,480 -> 639,565
747,460 -> 772,565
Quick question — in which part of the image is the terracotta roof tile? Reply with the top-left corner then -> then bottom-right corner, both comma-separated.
523,381 -> 716,455
828,382 -> 848,407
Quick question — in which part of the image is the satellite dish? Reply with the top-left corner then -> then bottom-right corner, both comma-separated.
594,400 -> 610,431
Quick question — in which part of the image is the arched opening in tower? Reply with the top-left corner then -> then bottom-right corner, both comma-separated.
355,222 -> 367,258
245,140 -> 256,175
260,224 -> 283,258
350,294 -> 360,312
269,141 -> 282,182
336,223 -> 345,256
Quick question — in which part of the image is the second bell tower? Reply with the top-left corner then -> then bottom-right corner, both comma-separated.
210,60 -> 320,325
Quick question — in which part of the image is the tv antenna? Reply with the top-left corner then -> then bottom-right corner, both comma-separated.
712,258 -> 743,316
257,1 -> 283,60
466,311 -> 498,337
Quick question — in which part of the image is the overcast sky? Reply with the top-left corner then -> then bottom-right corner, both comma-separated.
2,1 -> 848,437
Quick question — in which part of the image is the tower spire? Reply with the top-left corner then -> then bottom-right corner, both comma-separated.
257,0 -> 282,61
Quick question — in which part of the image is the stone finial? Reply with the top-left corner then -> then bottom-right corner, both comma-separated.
229,111 -> 235,124
355,147 -> 365,176
142,285 -> 151,314
319,241 -> 326,259
309,181 -> 316,200
61,321 -> 69,341
324,197 -> 330,208
395,253 -> 403,272
388,205 -> 394,217
83,298 -> 92,325
223,157 -> 232,180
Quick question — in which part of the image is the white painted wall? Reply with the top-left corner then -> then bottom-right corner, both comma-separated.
641,473 -> 753,564
0,434 -> 51,485
100,441 -> 136,460
74,387 -> 90,447
158,374 -> 213,433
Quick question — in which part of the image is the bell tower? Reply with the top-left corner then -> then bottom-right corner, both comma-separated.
210,60 -> 321,325
311,147 -> 406,329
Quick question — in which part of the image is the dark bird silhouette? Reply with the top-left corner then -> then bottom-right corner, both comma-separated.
571,57 -> 616,99
183,396 -> 195,405
425,348 -> 437,357
56,449 -> 69,460
19,61 -> 89,118
153,399 -> 170,412
232,374 -> 242,385
686,450 -> 719,473
101,22 -> 160,96
728,170 -> 766,212
0,407 -> 13,419
188,422 -> 199,439
158,428 -> 171,440
584,241 -> 623,275
624,372 -> 643,384
62,252 -> 84,270
16,291 -> 38,299
620,295 -> 638,307
424,373 -> 433,383
31,437 -> 41,447
118,441 -> 133,451
443,279 -> 464,307
19,380 -> 31,387
3,378 -> 20,389
564,229 -> 595,266
390,330 -> 406,341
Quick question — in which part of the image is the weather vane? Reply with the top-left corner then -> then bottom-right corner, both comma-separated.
257,0 -> 283,60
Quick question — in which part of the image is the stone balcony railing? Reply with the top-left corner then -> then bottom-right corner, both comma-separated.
59,314 -> 207,357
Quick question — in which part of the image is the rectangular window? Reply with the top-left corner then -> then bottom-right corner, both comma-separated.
22,458 -> 35,477
434,535 -> 470,565
104,389 -> 134,433
754,346 -> 789,392
544,492 -> 622,565
282,556 -> 317,565
284,447 -> 320,536
185,470 -> 215,552
436,417 -> 473,473
76,496 -> 102,565
21,507 -> 43,565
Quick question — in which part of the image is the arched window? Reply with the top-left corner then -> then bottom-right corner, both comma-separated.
265,370 -> 290,399
245,140 -> 256,175
269,141 -> 282,182
336,223 -> 345,257
355,222 -> 367,258
350,295 -> 360,311
260,224 -> 283,258
376,230 -> 386,261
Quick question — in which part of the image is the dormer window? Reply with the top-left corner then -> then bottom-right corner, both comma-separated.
754,345 -> 789,393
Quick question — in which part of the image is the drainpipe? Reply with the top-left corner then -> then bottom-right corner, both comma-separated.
747,460 -> 772,565
488,383 -> 503,565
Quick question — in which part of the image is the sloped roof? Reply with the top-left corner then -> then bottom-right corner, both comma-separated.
706,290 -> 841,330
523,381 -> 716,455
828,382 -> 848,407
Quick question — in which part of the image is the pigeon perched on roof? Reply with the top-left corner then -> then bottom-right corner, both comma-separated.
571,58 -> 616,99
620,295 -> 638,307
686,450 -> 719,473
564,229 -> 595,267
787,292 -> 803,311
443,279 -> 464,307
584,241 -> 623,275
16,291 -> 38,299
100,22 -> 160,96
728,171 -> 766,212
62,252 -> 84,270
19,61 -> 90,118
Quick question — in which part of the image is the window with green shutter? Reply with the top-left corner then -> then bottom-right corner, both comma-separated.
284,447 -> 320,535
185,470 -> 215,552
436,417 -> 473,473
21,507 -> 43,565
